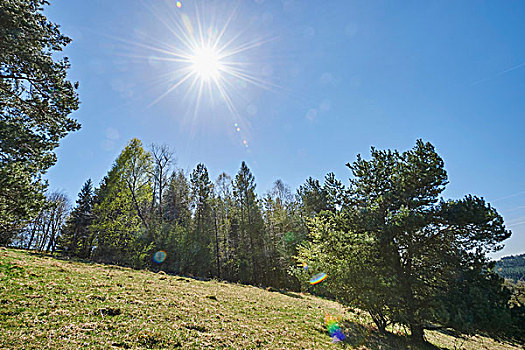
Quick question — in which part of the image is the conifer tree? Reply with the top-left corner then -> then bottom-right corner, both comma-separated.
0,0 -> 80,243
183,163 -> 214,276
233,162 -> 266,284
58,179 -> 94,258
164,170 -> 192,227
297,140 -> 513,342
214,172 -> 234,279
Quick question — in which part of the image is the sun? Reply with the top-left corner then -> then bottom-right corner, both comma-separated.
189,46 -> 223,81
137,2 -> 278,122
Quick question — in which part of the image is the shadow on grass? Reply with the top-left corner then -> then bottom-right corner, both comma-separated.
340,320 -> 445,350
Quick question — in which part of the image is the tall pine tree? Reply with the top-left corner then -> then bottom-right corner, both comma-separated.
58,179 -> 94,258
233,162 -> 266,284
0,0 -> 80,243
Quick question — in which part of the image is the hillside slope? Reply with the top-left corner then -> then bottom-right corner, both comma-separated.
495,254 -> 525,281
0,248 -> 521,349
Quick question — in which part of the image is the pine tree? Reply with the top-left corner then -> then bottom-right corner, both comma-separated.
58,179 -> 94,258
183,163 -> 214,277
164,170 -> 191,227
0,0 -> 80,243
213,172 -> 234,279
298,140 -> 513,343
233,162 -> 266,284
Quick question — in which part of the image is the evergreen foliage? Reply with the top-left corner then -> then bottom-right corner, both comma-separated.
296,140 -> 516,342
184,163 -> 214,277
57,179 -> 94,258
2,2 -> 520,346
0,0 -> 80,243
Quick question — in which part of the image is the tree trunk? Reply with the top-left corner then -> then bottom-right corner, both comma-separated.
26,217 -> 40,249
46,218 -> 58,253
214,210 -> 221,279
39,218 -> 51,252
128,183 -> 149,230
370,310 -> 387,333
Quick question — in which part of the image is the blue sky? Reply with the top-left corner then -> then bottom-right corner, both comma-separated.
44,0 -> 524,258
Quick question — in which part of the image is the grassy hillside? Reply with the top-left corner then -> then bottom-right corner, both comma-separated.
0,248 -> 521,350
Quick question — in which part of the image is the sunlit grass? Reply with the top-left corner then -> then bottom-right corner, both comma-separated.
0,248 -> 521,349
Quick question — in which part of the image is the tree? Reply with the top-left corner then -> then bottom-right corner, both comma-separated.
183,163 -> 214,276
297,177 -> 330,217
58,179 -> 94,258
150,144 -> 174,220
119,138 -> 153,230
263,180 -> 305,289
164,170 -> 191,227
91,139 -> 152,266
297,140 -> 512,343
23,190 -> 70,252
215,172 -> 237,281
233,161 -> 266,284
0,0 -> 80,243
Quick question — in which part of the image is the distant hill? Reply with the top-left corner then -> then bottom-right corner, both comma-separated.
495,254 -> 525,281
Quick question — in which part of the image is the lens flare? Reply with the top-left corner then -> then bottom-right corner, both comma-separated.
153,250 -> 167,263
324,314 -> 346,343
309,272 -> 327,285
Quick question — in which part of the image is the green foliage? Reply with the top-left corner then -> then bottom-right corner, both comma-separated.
438,266 -> 513,339
57,179 -> 94,258
91,139 -> 152,266
164,170 -> 192,227
182,163 -> 214,277
0,0 -> 80,242
297,140 -> 514,342
263,179 -> 307,289
297,177 -> 330,217
233,161 -> 266,284
41,135 -> 520,344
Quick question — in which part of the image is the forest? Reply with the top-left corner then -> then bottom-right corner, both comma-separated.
16,138 -> 308,290
496,254 -> 525,282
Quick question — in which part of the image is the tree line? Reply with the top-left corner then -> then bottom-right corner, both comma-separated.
16,138 -> 308,290
12,138 -> 525,343
496,254 -> 525,282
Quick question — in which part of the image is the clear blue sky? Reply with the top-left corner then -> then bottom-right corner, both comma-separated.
44,0 -> 525,258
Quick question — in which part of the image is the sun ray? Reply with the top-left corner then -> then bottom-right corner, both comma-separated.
116,0 -> 285,137
148,70 -> 196,107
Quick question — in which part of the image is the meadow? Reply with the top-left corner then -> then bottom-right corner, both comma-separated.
0,248 -> 520,349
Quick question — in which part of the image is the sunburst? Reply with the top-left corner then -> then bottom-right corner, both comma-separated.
142,2 -> 277,120
189,46 -> 223,81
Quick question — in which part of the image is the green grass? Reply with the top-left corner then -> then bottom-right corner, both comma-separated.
0,248 -> 521,349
